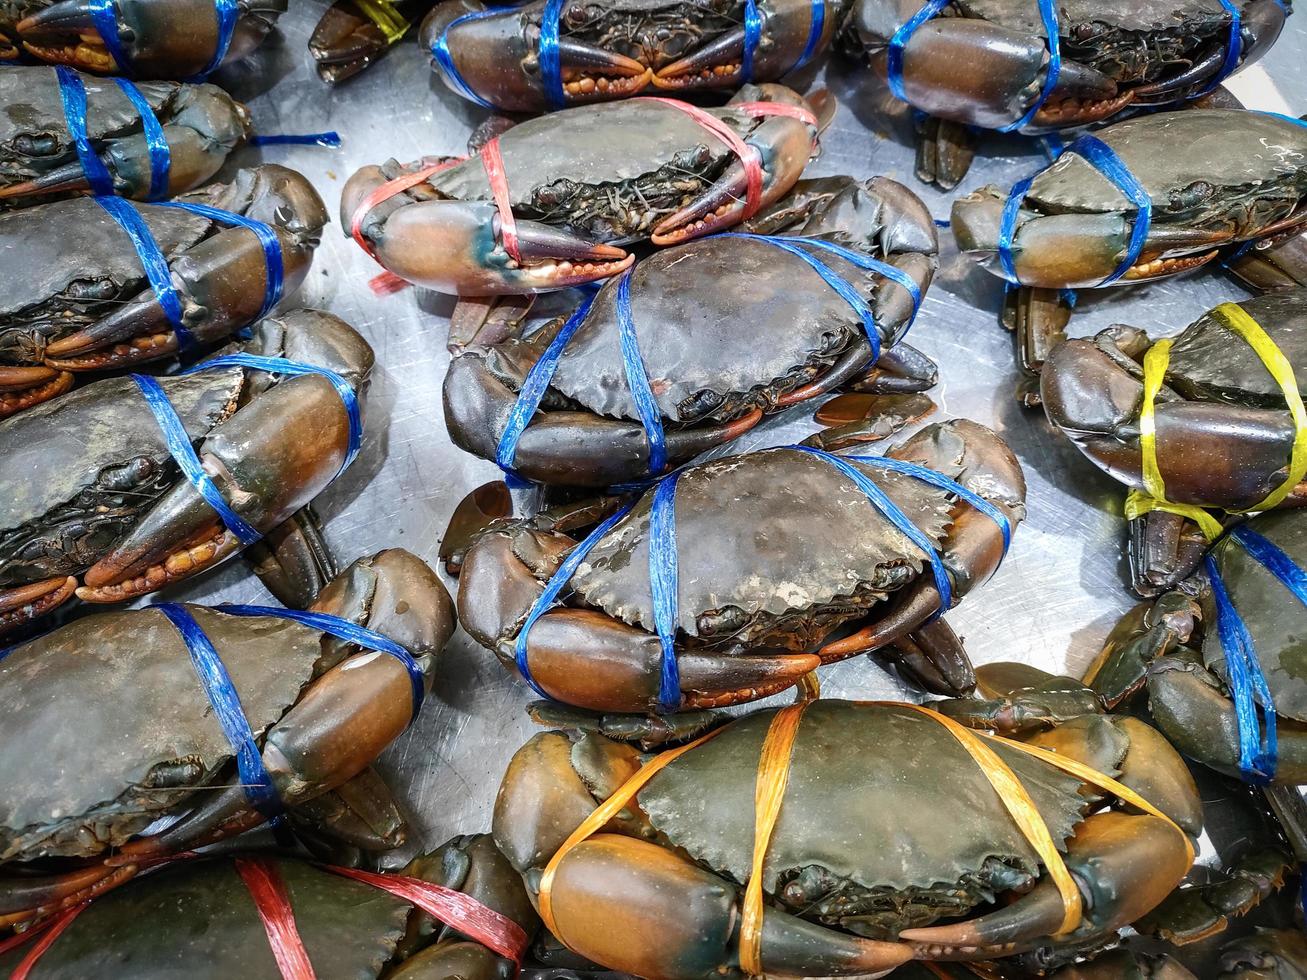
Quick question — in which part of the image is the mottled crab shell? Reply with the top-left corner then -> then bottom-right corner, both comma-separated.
1203,510 -> 1307,722
566,447 -> 954,645
0,858 -> 411,979
0,606 -> 328,861
633,702 -> 1086,933
1022,111 -> 1307,228
1158,291 -> 1307,407
0,369 -> 240,586
545,234 -> 927,424
428,100 -> 772,242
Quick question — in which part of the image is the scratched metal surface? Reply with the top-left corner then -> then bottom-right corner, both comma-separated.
153,3 -> 1307,882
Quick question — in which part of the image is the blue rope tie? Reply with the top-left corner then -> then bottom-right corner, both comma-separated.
538,0 -> 566,109
155,602 -> 282,817
740,0 -> 762,82
112,78 -> 171,199
998,134 -> 1151,286
431,7 -> 505,108
1201,0 -> 1244,96
249,132 -> 343,147
513,500 -> 637,698
155,201 -> 284,321
214,604 -> 426,722
648,471 -> 682,711
87,0 -> 237,80
56,67 -> 173,200
791,0 -> 826,72
92,195 -> 194,349
614,268 -> 667,475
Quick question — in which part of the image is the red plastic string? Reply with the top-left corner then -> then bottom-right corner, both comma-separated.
8,905 -> 85,980
349,157 -> 462,258
733,100 -> 820,151
479,138 -> 521,265
640,97 -> 765,218
328,866 -> 528,968
235,858 -> 318,980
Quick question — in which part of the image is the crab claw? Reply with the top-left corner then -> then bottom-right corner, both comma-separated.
0,365 -> 74,418
75,309 -> 371,602
16,0 -> 286,78
343,167 -> 633,294
0,576 -> 78,635
901,811 -> 1192,958
651,88 -> 818,245
310,0 -> 410,83
42,165 -> 326,374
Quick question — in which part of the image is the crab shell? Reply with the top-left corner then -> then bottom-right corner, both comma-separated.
420,0 -> 849,111
444,175 -> 938,486
493,701 -> 1196,976
0,164 -> 329,415
847,0 -> 1288,133
951,110 -> 1307,290
0,834 -> 531,979
1042,290 -> 1307,512
340,85 -> 819,295
458,420 -> 1025,712
0,66 -> 252,208
0,308 -> 372,633
4,0 -> 287,78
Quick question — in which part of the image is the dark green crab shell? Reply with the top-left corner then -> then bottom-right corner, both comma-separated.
633,701 -> 1087,937
0,858 -> 412,979
0,367 -> 241,587
1024,110 -> 1307,234
0,605 -> 328,861
1203,510 -> 1307,722
566,447 -> 955,647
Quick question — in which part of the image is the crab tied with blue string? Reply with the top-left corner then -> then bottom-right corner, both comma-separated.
444,174 -> 940,488
0,548 -> 455,922
845,0 -> 1291,189
456,419 -> 1025,714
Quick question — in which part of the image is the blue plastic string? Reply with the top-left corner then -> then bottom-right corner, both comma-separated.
431,7 -> 504,108
188,0 -> 239,81
886,0 -> 949,102
112,78 -> 171,199
615,268 -> 667,475
88,0 -> 236,80
495,287 -> 601,485
740,0 -> 762,82
55,66 -> 114,196
648,472 -> 682,712
859,453 -> 1012,554
157,201 -> 284,320
92,195 -> 194,348
214,604 -> 426,721
1201,0 -> 1244,95
155,602 -> 281,817
513,500 -> 637,697
181,353 -> 363,475
249,131 -> 343,147
131,373 -> 262,546
791,0 -> 826,71
539,0 -> 566,108
997,133 -> 1151,286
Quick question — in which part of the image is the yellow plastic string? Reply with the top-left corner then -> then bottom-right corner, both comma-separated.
1132,302 -> 1307,530
353,0 -> 410,44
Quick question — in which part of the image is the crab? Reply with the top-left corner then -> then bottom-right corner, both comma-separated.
0,66 -> 251,208
310,0 -> 426,83
444,174 -> 939,487
0,547 -> 455,925
420,0 -> 849,110
0,164 -> 329,417
491,665 -> 1201,976
951,109 -> 1307,406
843,0 -> 1291,189
1042,290 -> 1307,594
0,307 -> 373,636
340,83 -> 826,295
457,420 -> 1025,712
0,0 -> 286,78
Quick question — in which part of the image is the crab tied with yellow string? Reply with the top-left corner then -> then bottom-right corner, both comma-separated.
491,656 -> 1201,978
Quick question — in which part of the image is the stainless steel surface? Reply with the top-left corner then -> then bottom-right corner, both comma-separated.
168,5 -> 1307,857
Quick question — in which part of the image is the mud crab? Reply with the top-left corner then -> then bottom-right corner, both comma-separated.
492,672 -> 1200,976
444,174 -> 939,487
0,834 -> 534,978
844,0 -> 1290,189
951,109 -> 1307,406
0,548 -> 455,925
0,307 -> 372,636
1042,291 -> 1307,594
421,0 -> 848,111
0,164 -> 329,417
341,83 -> 825,295
1087,509 -> 1307,786
457,420 -> 1025,711
310,0 -> 424,82
0,0 -> 286,78
0,66 -> 251,209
